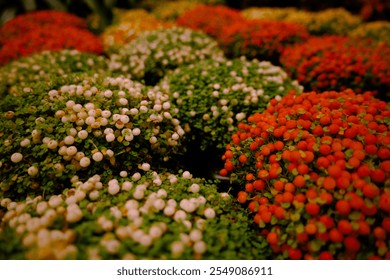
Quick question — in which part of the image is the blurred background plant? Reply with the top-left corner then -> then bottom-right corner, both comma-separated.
0,0 -> 137,32
1,0 -> 389,33
350,21 -> 390,46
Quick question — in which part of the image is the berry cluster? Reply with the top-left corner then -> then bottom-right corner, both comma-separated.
280,36 -> 390,99
221,89 -> 390,259
0,11 -> 103,65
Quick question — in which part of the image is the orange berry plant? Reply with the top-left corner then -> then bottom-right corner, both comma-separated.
280,36 -> 390,100
218,19 -> 309,63
176,5 -> 244,39
221,89 -> 390,259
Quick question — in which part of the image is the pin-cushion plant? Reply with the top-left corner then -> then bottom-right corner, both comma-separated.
108,27 -> 224,85
0,50 -> 109,98
0,10 -> 88,44
0,10 -> 103,65
219,19 -> 308,63
0,26 -> 104,66
280,36 -> 390,99
0,170 -> 271,260
220,89 -> 390,260
157,56 -> 303,152
0,76 -> 186,200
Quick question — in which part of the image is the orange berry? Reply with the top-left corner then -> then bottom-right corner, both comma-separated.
305,202 -> 320,216
282,192 -> 294,203
379,193 -> 390,212
267,232 -> 278,245
373,227 -> 386,240
335,199 -> 351,215
219,168 -> 228,176
357,220 -> 371,236
273,180 -> 284,192
328,165 -> 342,178
305,223 -> 317,235
239,154 -> 248,163
274,207 -> 285,219
284,182 -> 295,193
362,184 -> 380,199
261,211 -> 272,223
297,163 -> 309,175
344,236 -> 360,253
338,220 -> 353,235
237,191 -> 248,204
329,228 -> 343,243
348,157 -> 360,168
245,183 -> 254,193
323,176 -> 336,190
293,175 -> 306,188
245,173 -> 254,181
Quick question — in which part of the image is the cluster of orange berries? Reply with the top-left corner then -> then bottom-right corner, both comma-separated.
221,89 -> 390,259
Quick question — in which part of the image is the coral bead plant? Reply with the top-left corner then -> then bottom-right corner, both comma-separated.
108,27 -> 224,85
0,10 -> 103,65
157,57 -> 302,152
0,26 -> 103,66
280,36 -> 390,99
0,10 -> 87,44
176,5 -> 244,39
0,170 -> 271,259
219,19 -> 308,63
0,76 -> 186,200
221,89 -> 390,260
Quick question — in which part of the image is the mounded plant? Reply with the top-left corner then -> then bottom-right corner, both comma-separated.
220,89 -> 390,260
101,9 -> 173,52
157,56 -> 303,152
284,8 -> 362,36
108,27 -> 224,85
176,4 -> 244,39
0,10 -> 103,65
0,170 -> 271,259
219,19 -> 308,63
0,27 -> 103,66
152,1 -> 200,21
0,10 -> 88,44
241,7 -> 362,36
0,50 -> 109,97
280,36 -> 390,99
241,7 -> 298,21
0,76 -> 186,200
350,21 -> 390,47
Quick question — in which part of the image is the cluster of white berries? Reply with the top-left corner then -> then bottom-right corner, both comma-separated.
5,76 -> 185,186
108,27 -> 224,80
156,56 -> 302,150
0,169 -> 232,259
